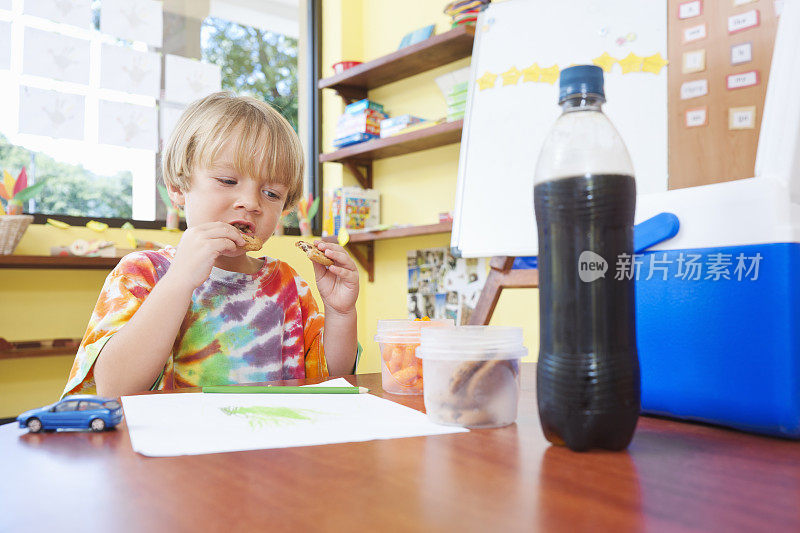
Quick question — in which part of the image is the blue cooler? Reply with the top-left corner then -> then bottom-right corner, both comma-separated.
634,178 -> 800,438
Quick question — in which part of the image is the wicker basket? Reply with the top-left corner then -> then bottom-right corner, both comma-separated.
0,215 -> 34,255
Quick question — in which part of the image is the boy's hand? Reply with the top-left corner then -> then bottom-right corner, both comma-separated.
167,222 -> 246,290
311,241 -> 359,315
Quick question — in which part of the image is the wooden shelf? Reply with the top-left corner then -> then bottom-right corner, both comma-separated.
0,337 -> 80,360
318,27 -> 472,281
322,221 -> 452,244
0,255 -> 121,270
318,26 -> 475,100
320,119 -> 463,165
323,222 -> 452,282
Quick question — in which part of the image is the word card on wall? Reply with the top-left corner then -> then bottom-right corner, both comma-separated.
669,0 -> 780,189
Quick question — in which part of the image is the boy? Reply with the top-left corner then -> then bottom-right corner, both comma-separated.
63,92 -> 359,398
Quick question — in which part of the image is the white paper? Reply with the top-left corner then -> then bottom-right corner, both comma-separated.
727,70 -> 758,89
680,79 -> 708,99
731,42 -> 753,65
100,0 -> 163,47
679,0 -> 702,19
121,378 -> 467,457
685,107 -> 707,127
0,0 -> 11,10
100,44 -> 161,98
160,102 -> 185,142
682,49 -> 706,73
730,106 -> 756,129
23,27 -> 90,84
0,21 -> 10,70
19,86 -> 84,139
99,100 -> 157,150
164,54 -> 221,105
684,23 -> 706,43
728,10 -> 759,33
23,0 -> 93,29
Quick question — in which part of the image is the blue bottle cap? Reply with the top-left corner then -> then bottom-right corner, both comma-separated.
559,65 -> 605,103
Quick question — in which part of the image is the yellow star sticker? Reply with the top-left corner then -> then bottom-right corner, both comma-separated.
476,71 -> 498,91
501,66 -> 522,86
592,52 -> 617,73
522,63 -> 541,83
539,65 -> 560,84
642,52 -> 669,74
618,52 -> 644,74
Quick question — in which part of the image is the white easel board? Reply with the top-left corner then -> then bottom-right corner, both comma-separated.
451,0 -> 668,257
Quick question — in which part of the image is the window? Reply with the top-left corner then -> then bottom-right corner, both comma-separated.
78,401 -> 101,411
0,0 -> 310,225
54,400 -> 80,412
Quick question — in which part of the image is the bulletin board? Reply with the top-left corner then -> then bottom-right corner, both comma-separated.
668,0 -> 780,189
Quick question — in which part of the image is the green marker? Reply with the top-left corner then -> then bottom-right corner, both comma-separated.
202,385 -> 369,394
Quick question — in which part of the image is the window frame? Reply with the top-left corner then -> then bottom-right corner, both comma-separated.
16,4 -> 321,233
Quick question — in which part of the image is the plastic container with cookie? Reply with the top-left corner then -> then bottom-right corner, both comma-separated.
374,318 -> 453,395
416,326 -> 525,428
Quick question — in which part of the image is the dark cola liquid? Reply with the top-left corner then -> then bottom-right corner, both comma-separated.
534,173 -> 640,451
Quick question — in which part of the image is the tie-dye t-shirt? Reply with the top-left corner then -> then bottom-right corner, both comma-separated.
63,246 -> 328,396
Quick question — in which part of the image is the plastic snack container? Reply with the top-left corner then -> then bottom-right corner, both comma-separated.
374,319 -> 453,395
416,326 -> 526,428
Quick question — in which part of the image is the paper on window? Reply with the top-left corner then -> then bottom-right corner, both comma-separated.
23,0 -> 93,29
100,0 -> 163,48
0,21 -> 10,70
160,102 -> 185,142
98,100 -> 158,151
19,86 -> 85,140
164,54 -> 221,105
100,44 -> 161,98
23,27 -> 90,85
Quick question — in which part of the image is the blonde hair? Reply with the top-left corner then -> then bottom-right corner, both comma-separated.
162,92 -> 305,208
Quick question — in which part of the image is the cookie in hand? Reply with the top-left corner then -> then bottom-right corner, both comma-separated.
231,222 -> 264,252
296,240 -> 334,266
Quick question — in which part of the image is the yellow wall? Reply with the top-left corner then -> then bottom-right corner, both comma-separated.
1,0 -> 539,417
0,225 -> 324,417
322,0 -> 540,375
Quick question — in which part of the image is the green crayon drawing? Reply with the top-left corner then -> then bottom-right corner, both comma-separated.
220,405 -> 325,429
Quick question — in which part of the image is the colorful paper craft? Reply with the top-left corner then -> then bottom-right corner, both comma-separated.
521,63 -> 541,82
727,70 -> 759,90
678,0 -> 702,19
729,106 -> 756,129
731,42 -> 753,65
685,107 -> 708,127
592,52 -> 617,72
728,10 -> 760,34
618,52 -> 644,74
684,23 -> 707,43
476,71 -> 498,90
682,49 -> 706,74
501,66 -> 522,86
642,53 -> 669,74
680,79 -> 708,100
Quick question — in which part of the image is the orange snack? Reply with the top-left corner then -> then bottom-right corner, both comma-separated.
376,318 -> 452,395
392,366 -> 418,387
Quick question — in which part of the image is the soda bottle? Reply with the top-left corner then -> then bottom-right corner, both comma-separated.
533,65 -> 640,451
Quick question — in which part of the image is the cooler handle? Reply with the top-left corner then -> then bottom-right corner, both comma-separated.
634,212 -> 680,253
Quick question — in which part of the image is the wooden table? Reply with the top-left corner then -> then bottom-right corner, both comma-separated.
2,366 -> 798,532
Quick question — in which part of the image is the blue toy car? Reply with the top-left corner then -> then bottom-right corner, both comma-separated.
17,395 -> 123,433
